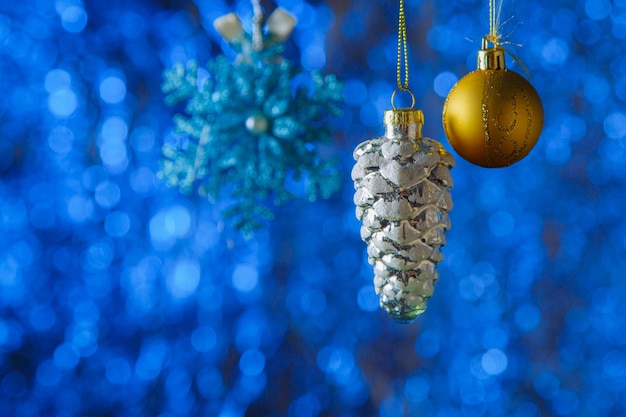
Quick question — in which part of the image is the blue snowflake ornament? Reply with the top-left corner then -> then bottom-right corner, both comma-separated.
160,8 -> 343,234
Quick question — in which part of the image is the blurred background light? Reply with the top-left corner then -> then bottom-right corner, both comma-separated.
1,0 -> 626,415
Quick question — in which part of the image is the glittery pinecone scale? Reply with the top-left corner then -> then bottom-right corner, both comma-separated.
352,135 -> 454,322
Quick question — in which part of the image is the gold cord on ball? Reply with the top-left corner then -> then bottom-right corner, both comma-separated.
487,0 -> 502,46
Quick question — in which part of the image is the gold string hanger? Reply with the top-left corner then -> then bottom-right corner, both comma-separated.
486,0 -> 502,46
485,0 -> 517,47
391,0 -> 415,109
483,0 -> 532,76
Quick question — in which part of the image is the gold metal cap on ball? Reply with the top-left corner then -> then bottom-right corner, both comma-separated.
442,46 -> 544,168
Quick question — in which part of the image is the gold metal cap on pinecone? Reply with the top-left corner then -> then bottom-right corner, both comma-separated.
383,108 -> 424,127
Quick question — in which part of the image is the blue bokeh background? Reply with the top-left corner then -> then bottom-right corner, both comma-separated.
1,0 -> 626,416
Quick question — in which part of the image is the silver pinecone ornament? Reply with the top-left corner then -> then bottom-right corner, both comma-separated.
352,108 -> 455,322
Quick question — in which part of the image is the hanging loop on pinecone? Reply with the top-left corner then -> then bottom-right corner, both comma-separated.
391,88 -> 416,110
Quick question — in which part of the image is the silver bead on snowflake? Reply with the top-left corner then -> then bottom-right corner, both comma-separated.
352,109 -> 455,322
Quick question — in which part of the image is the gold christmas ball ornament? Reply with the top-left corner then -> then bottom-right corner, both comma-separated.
442,41 -> 544,168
